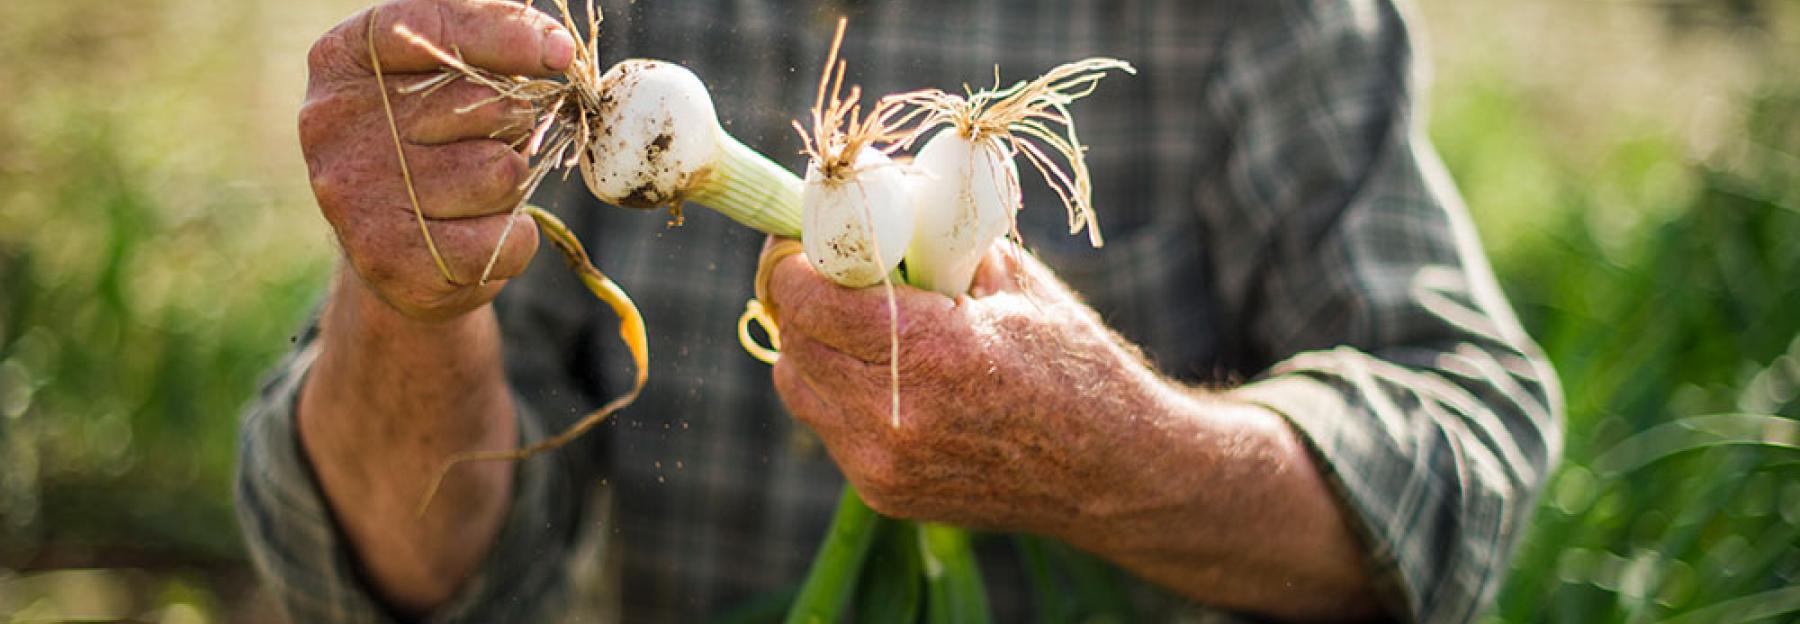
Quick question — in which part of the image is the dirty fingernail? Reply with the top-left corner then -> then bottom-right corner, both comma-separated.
541,27 -> 575,71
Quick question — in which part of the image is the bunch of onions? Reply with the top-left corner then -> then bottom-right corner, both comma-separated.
730,19 -> 1134,624
390,3 -> 1131,619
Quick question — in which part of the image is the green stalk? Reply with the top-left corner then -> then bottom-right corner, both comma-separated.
687,131 -> 805,238
784,486 -> 886,624
1013,535 -> 1074,623
1039,535 -> 1134,621
920,522 -> 992,624
856,521 -> 923,624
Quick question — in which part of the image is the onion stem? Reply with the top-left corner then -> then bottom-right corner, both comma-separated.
687,132 -> 805,238
920,523 -> 993,624
784,486 -> 887,624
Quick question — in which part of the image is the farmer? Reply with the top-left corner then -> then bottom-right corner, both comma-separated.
237,0 -> 1561,621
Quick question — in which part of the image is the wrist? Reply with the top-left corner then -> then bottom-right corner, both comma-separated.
336,266 -> 490,332
297,266 -> 519,616
334,269 -> 493,341
301,266 -> 514,462
1051,369 -> 1206,551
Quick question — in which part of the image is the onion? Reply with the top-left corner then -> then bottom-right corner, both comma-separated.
803,146 -> 915,288
904,132 -> 1020,296
888,58 -> 1134,295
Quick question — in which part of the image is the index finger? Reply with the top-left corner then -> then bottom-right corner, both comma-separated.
766,251 -> 960,363
313,0 -> 576,80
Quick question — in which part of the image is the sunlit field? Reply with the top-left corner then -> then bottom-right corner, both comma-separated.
1,0 -> 1795,621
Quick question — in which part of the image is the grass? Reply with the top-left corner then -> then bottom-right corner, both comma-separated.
0,0 -> 1795,621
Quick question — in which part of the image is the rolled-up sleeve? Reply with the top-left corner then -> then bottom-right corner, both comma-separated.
233,318 -> 586,623
1197,1 -> 1564,621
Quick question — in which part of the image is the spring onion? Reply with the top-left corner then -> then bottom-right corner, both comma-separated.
891,58 -> 1134,296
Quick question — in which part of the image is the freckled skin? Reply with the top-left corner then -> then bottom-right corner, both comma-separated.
766,240 -> 1385,621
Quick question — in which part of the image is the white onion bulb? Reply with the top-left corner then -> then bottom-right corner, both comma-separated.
802,147 -> 915,288
905,131 -> 1020,296
582,59 -> 722,209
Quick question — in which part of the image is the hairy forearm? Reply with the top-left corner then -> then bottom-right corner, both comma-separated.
1054,366 -> 1383,622
764,243 -> 1389,619
297,268 -> 516,615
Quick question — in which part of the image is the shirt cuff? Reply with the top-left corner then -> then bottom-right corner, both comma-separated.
1233,368 -> 1417,623
1235,341 -> 1545,624
234,341 -> 583,624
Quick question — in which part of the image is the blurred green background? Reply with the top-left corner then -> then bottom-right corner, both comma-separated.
0,0 -> 1796,622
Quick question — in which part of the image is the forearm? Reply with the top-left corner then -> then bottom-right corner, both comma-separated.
1053,369 -> 1382,621
297,268 -> 516,615
764,245 -> 1390,619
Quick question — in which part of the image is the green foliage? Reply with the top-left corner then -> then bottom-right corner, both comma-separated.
1436,77 -> 1800,622
0,109 -> 326,564
0,2 -> 339,616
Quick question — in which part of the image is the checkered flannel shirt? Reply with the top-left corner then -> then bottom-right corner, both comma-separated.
235,0 -> 1563,621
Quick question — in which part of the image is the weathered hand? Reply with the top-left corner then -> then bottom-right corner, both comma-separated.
300,0 -> 576,321
765,239 -> 1384,619
765,239 -> 1167,538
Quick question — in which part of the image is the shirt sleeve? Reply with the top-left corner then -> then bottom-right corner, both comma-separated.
232,314 -> 588,624
1194,1 -> 1564,621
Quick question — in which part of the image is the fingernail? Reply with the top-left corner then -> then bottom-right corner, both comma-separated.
541,27 -> 575,71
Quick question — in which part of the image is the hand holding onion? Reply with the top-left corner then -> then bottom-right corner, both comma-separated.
764,240 -> 1165,537
297,0 -> 580,321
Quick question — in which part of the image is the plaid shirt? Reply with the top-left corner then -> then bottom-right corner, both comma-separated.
235,0 -> 1563,621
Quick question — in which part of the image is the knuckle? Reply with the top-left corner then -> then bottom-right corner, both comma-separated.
308,165 -> 356,214
453,146 -> 525,208
484,148 -> 528,197
304,30 -> 340,75
305,19 -> 363,82
296,94 -> 346,152
764,264 -> 805,317
422,0 -> 455,56
855,470 -> 917,520
773,257 -> 825,306
785,295 -> 845,344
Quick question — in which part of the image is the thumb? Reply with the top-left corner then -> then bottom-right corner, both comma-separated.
968,240 -> 1032,297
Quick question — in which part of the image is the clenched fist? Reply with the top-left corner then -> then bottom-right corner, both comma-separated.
300,0 -> 577,321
